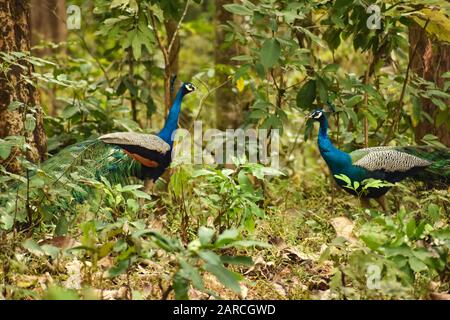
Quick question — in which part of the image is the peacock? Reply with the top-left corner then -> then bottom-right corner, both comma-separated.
37,82 -> 196,200
307,109 -> 450,211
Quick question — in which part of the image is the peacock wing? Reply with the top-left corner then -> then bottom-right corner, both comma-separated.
99,132 -> 171,168
350,146 -> 432,173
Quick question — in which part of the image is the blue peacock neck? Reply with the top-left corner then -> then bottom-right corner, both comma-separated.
158,88 -> 186,147
317,115 -> 352,174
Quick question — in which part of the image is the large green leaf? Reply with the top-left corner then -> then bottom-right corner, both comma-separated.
203,263 -> 241,294
296,80 -> 316,109
412,8 -> 450,43
260,39 -> 281,69
198,227 -> 215,246
223,4 -> 253,16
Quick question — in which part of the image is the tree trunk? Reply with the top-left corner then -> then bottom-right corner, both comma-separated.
30,0 -> 67,55
0,0 -> 47,173
165,19 -> 180,95
30,0 -> 67,117
409,22 -> 450,147
215,0 -> 240,130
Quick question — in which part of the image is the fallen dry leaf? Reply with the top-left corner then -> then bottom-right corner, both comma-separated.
282,247 -> 319,262
239,284 -> 248,300
38,236 -> 76,249
330,217 -> 357,243
64,259 -> 82,290
272,283 -> 287,297
430,292 -> 450,300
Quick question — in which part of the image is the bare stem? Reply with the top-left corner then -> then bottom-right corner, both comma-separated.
167,0 -> 190,54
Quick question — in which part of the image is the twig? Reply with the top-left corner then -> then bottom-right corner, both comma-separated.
26,169 -> 32,228
75,32 -> 112,86
150,13 -> 169,67
286,121 -> 306,160
167,0 -> 190,54
190,77 -> 232,129
363,54 -> 371,148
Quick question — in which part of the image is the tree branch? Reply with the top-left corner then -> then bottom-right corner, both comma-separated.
167,0 -> 190,54
150,13 -> 169,66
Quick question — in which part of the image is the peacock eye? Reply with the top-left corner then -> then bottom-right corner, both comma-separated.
185,84 -> 195,91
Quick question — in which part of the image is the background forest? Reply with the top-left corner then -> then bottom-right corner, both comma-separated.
0,0 -> 449,300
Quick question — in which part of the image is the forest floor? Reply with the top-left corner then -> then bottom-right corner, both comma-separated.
1,168 -> 449,300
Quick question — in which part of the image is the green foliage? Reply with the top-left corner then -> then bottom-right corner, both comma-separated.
168,157 -> 283,234
1,0 -> 449,300
334,174 -> 394,198
328,210 -> 450,299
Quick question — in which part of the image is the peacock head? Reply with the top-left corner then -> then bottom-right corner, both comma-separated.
307,109 -> 325,121
181,82 -> 196,96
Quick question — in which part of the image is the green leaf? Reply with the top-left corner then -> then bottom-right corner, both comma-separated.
198,227 -> 215,246
111,0 -> 129,9
408,256 -> 428,273
198,250 -> 222,266
8,101 -> 23,111
316,76 -> 328,103
41,245 -> 60,259
304,119 -> 314,141
406,219 -> 416,239
215,229 -> 239,247
231,55 -> 253,62
296,80 -> 316,109
221,256 -> 253,266
25,114 -> 36,132
360,233 -> 385,250
203,263 -> 241,294
23,239 -> 44,256
108,259 -> 130,278
346,95 -> 364,108
0,142 -> 12,160
260,39 -> 280,69
223,240 -> 270,249
55,216 -> 68,236
131,190 -> 152,200
173,271 -> 189,300
334,0 -> 353,10
61,104 -> 79,119
44,286 -> 79,300
428,203 -> 440,222
255,62 -> 265,79
223,4 -> 253,16
323,64 -> 339,73
132,33 -> 143,60
334,174 -> 351,186
179,259 -> 205,290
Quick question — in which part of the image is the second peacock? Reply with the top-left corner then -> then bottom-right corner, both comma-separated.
307,109 -> 450,211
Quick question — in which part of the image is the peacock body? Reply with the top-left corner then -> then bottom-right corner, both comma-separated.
34,82 -> 196,200
308,109 -> 450,209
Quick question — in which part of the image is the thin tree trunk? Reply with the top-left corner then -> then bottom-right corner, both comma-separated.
30,0 -> 67,54
0,0 -> 47,173
215,0 -> 240,130
165,19 -> 180,101
409,22 -> 450,147
30,0 -> 67,117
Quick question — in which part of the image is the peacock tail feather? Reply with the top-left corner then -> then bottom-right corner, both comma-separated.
399,146 -> 450,186
46,139 -> 141,181
27,139 -> 143,205
350,145 -> 450,186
